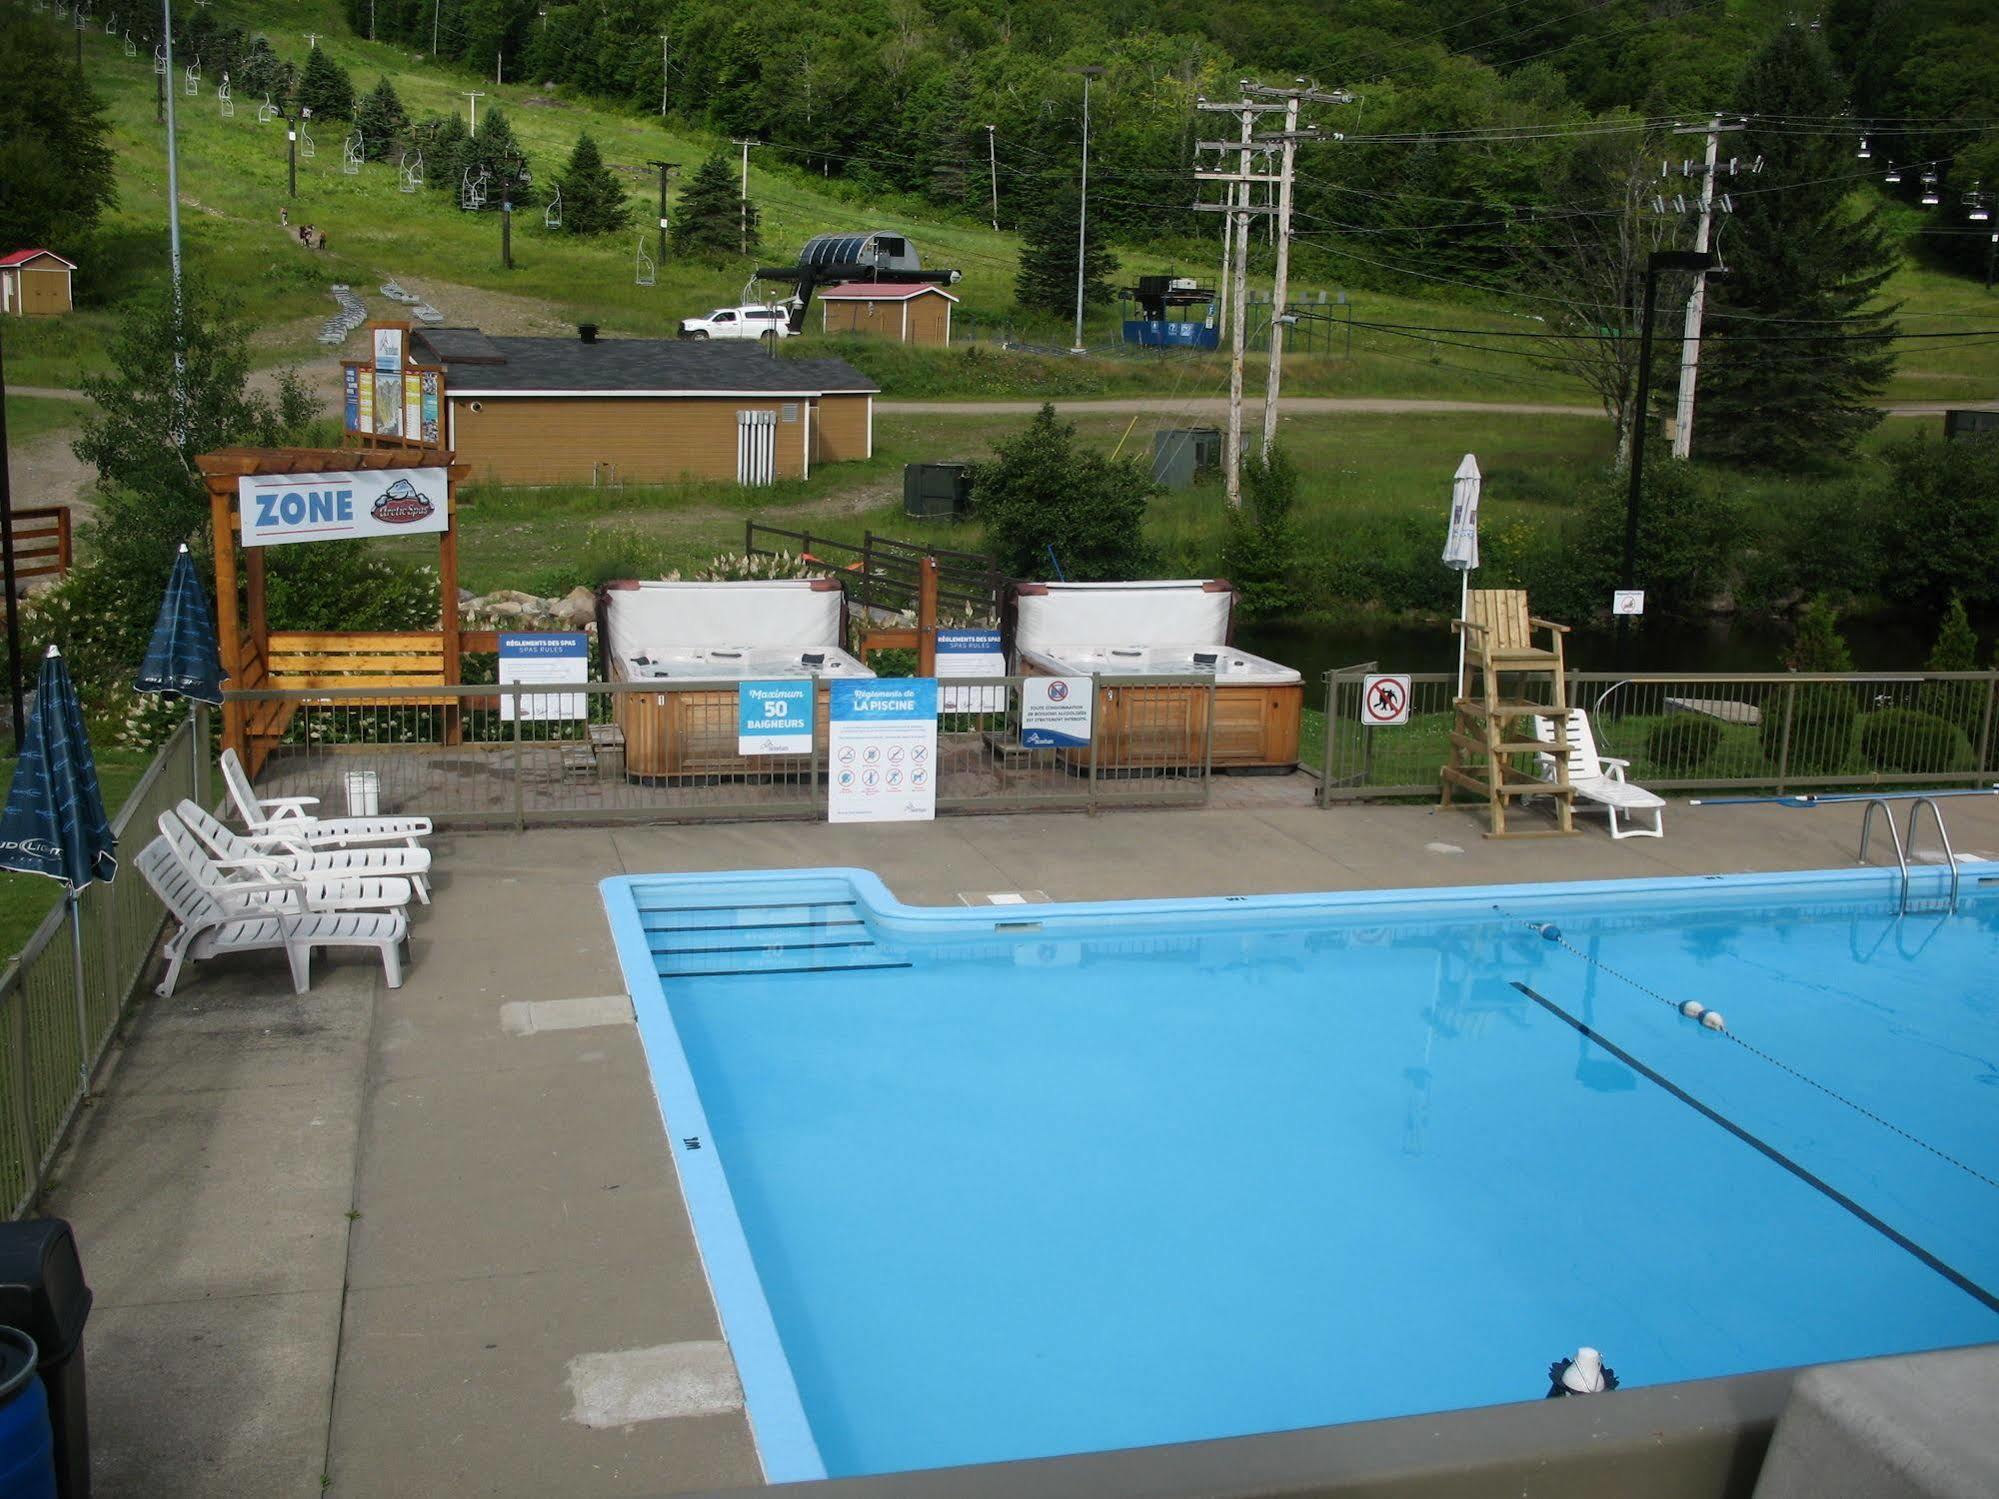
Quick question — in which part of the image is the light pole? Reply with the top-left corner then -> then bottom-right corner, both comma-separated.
1071,66 -> 1103,355
984,123 -> 999,231
284,104 -> 310,198
1619,248 -> 1715,667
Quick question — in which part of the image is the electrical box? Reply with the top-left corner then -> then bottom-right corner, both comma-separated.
903,462 -> 972,521
1152,428 -> 1224,489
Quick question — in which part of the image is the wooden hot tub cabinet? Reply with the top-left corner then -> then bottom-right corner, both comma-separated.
1024,662 -> 1303,771
615,682 -> 836,780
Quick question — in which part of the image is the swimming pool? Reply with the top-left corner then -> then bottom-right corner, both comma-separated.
600,865 -> 1999,1482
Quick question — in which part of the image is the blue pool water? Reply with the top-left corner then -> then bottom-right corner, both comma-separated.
600,867 -> 1999,1481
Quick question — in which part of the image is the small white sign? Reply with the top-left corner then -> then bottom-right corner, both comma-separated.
499,633 -> 588,721
1021,676 -> 1093,748
1360,674 -> 1412,727
737,680 -> 814,756
936,629 -> 1006,713
238,467 -> 450,548
1613,589 -> 1646,616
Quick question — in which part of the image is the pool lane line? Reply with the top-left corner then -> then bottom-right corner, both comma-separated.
1510,980 -> 1999,1316
1504,913 -> 1999,1195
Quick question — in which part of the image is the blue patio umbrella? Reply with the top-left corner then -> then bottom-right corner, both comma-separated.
135,543 -> 224,704
0,645 -> 118,1079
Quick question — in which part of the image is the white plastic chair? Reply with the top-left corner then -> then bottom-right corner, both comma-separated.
136,835 -> 409,998
1533,708 -> 1666,840
220,748 -> 432,848
176,799 -> 431,904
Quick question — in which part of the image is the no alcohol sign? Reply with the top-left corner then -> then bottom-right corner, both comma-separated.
1360,674 -> 1413,727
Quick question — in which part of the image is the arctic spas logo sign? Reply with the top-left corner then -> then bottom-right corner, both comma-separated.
238,467 -> 451,549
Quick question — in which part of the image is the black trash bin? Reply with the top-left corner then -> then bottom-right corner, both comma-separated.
0,1221 -> 91,1499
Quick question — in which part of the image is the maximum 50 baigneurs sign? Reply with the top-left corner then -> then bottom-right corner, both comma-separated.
237,467 -> 451,549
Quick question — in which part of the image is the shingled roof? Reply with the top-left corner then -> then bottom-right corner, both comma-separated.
411,329 -> 878,396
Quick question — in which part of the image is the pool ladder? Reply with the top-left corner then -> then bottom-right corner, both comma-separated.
1858,797 -> 1960,915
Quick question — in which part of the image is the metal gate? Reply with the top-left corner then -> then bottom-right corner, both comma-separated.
736,409 -> 777,486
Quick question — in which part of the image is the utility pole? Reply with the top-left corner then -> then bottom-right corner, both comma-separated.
984,124 -> 999,231
369,0 -> 376,41
1195,90 -> 1283,507
462,90 -> 484,137
646,158 -> 677,270
431,0 -> 439,56
733,138 -> 756,255
1622,249 -> 1715,666
496,50 -> 502,86
1071,65 -> 1103,354
1244,79 -> 1350,453
660,34 -> 671,116
301,30 -> 319,48
1667,117 -> 1744,460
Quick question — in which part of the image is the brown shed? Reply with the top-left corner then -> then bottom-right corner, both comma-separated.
818,282 -> 957,347
0,250 -> 75,317
410,328 -> 878,488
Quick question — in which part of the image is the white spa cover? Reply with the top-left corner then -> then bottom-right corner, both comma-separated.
603,579 -> 846,654
1013,580 -> 1234,656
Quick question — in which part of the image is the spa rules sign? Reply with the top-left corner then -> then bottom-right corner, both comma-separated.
828,679 -> 937,824
237,468 -> 451,548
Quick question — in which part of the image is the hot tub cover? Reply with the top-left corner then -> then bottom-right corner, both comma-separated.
1014,580 -> 1234,656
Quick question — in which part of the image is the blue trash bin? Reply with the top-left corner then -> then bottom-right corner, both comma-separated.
0,1325 -> 56,1499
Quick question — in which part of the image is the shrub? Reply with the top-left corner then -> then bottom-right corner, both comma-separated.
1859,708 -> 1973,775
1645,716 -> 1724,774
1916,595 -> 1985,740
1219,450 -> 1300,621
970,404 -> 1156,581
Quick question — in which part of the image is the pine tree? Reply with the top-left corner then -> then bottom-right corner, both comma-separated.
294,45 -> 356,121
449,108 -> 530,208
0,11 -> 117,249
669,152 -> 758,259
553,133 -> 632,235
970,405 -> 1157,580
353,77 -> 409,162
1014,173 -> 1117,319
1696,27 -> 1899,468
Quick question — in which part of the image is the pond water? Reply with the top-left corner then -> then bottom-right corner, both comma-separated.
1237,613 -> 1946,684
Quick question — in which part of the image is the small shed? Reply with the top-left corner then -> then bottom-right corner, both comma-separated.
819,283 -> 957,347
0,250 -> 75,317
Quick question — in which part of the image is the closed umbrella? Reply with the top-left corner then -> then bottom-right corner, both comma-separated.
135,543 -> 223,705
1441,454 -> 1481,696
0,646 -> 117,1083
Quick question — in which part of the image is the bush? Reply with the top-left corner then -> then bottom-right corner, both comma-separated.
1220,450 -> 1300,621
970,404 -> 1156,581
1876,433 -> 1999,613
1645,716 -> 1724,774
1859,708 -> 1973,775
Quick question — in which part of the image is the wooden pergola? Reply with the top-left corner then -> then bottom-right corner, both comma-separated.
196,446 -> 469,774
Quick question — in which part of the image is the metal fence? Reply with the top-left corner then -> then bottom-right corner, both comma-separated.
230,677 -> 1217,827
1,715 -> 210,1218
1319,666 -> 1999,802
743,523 -> 1002,624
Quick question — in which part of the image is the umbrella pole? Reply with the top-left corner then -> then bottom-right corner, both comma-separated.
1455,570 -> 1468,700
67,888 -> 89,1087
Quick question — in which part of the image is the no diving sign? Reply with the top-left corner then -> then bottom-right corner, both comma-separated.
1361,674 -> 1412,727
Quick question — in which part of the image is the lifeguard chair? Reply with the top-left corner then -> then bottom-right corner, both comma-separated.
1439,589 -> 1577,837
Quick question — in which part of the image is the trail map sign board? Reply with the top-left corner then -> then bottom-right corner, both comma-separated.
828,679 -> 937,823
343,321 -> 445,446
237,466 -> 451,547
738,680 -> 814,755
1360,674 -> 1412,726
499,632 -> 588,721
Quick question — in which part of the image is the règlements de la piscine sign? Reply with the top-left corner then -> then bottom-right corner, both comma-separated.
238,468 -> 450,548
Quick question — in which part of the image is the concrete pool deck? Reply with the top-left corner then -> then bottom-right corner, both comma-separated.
44,793 -> 1999,1497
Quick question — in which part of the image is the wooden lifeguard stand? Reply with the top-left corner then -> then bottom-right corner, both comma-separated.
197,446 -> 469,776
1439,588 -> 1577,838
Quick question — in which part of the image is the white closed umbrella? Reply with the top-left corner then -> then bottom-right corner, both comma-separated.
1442,454 -> 1481,696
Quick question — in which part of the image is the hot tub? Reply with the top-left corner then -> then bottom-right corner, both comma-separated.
601,579 -> 872,779
1012,582 -> 1302,771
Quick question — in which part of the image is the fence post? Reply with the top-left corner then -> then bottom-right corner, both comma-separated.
1317,671 -> 1336,806
810,702 -> 822,816
1978,673 -> 1998,774
1201,680 -> 1217,804
1776,682 -> 1798,794
1087,680 -> 1100,812
511,690 -> 526,833
743,519 -> 754,556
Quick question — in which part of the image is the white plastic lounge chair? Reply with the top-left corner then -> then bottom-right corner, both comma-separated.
157,812 -> 414,914
1533,708 -> 1666,840
220,748 -> 432,848
136,835 -> 409,998
175,799 -> 431,904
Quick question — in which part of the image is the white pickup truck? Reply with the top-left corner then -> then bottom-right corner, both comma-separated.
677,304 -> 795,341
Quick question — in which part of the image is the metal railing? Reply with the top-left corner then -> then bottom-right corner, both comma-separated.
1,714 -> 210,1218
228,677 -> 1216,828
1319,666 -> 1999,803
743,523 -> 1002,624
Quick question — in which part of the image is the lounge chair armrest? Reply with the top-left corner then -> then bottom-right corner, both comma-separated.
1602,757 -> 1630,782
1528,617 -> 1571,633
260,795 -> 320,814
212,854 -> 291,874
1452,620 -> 1488,636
